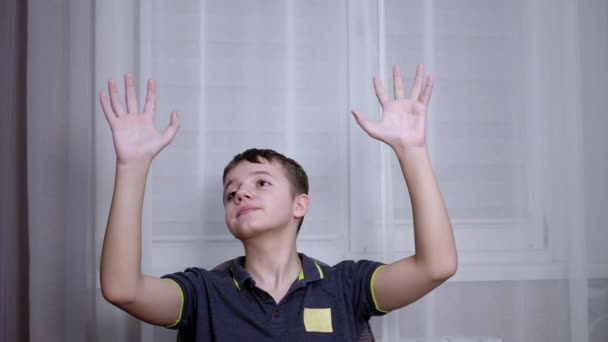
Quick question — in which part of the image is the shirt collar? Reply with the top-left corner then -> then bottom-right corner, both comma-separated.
229,253 -> 324,290
298,253 -> 324,282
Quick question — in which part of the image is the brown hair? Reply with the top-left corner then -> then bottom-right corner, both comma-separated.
223,148 -> 309,232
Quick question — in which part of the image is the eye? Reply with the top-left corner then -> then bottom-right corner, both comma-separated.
226,191 -> 236,201
257,180 -> 270,187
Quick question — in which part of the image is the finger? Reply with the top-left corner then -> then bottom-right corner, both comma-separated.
419,74 -> 434,106
99,91 -> 117,125
409,64 -> 425,99
373,76 -> 390,105
124,73 -> 139,114
108,80 -> 125,116
393,65 -> 405,99
143,79 -> 156,115
351,110 -> 378,139
161,111 -> 180,146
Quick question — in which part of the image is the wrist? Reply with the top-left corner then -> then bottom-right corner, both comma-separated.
391,142 -> 428,157
116,159 -> 152,173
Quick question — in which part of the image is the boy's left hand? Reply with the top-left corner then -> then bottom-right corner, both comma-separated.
352,64 -> 433,151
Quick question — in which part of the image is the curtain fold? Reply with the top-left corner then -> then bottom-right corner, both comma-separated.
0,0 -> 30,341
25,0 -> 96,341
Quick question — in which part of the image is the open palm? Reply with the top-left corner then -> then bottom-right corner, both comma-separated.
99,74 -> 180,166
352,64 -> 433,150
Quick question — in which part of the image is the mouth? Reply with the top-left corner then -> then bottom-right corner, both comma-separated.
237,207 -> 259,217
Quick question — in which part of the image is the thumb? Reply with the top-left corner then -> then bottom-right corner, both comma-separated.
351,110 -> 377,138
161,111 -> 180,145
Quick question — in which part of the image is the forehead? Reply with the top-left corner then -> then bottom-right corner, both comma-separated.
223,160 -> 286,186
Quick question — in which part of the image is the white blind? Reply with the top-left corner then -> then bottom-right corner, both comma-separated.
139,0 -> 545,275
367,0 -> 544,254
145,0 -> 351,271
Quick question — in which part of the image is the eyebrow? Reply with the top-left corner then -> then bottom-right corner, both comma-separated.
224,170 -> 274,192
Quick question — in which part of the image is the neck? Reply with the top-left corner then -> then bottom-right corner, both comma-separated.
242,231 -> 301,290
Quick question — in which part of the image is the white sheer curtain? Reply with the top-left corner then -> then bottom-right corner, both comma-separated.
24,0 -> 607,341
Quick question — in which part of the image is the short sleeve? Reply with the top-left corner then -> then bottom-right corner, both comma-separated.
339,260 -> 389,321
161,267 -> 209,331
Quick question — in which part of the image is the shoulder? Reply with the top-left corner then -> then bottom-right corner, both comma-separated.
327,259 -> 385,275
303,256 -> 384,283
161,261 -> 236,288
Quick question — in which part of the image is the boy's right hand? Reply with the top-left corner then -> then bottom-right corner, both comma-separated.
99,73 -> 180,167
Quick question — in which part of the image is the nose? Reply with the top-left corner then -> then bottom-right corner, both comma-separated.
234,186 -> 252,203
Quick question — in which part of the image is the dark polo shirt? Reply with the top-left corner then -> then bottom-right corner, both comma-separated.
161,253 -> 388,341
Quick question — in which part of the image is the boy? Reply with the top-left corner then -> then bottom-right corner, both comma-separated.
99,64 -> 457,341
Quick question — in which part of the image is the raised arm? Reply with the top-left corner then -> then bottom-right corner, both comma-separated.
351,64 -> 457,312
99,73 -> 182,326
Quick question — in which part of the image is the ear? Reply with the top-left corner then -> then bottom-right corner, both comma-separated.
293,193 -> 310,219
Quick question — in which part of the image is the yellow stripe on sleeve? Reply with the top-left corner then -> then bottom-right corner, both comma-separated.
370,265 -> 389,314
165,278 -> 184,328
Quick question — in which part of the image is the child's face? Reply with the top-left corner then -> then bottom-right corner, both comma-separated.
223,160 -> 302,240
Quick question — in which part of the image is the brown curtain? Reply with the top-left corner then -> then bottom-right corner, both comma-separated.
0,0 -> 30,341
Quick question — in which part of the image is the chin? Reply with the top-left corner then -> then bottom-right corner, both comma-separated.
227,222 -> 263,240
227,221 -> 283,241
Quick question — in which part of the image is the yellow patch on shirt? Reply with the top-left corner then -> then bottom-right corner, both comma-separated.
303,308 -> 333,333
